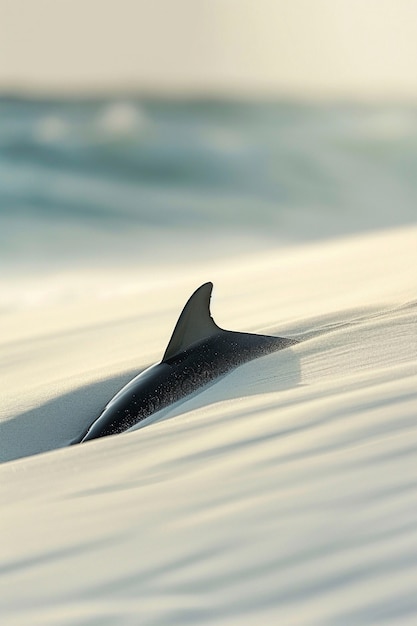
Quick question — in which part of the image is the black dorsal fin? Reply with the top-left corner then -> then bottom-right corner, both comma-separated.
162,282 -> 221,361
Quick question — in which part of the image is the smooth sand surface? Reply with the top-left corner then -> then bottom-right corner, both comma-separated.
1,226 -> 416,624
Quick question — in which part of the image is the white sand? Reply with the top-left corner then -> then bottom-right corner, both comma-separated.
1,226 -> 416,625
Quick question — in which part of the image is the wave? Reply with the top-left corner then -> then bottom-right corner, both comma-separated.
1,97 -> 416,270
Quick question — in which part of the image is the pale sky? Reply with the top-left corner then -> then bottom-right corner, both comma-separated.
1,0 -> 417,99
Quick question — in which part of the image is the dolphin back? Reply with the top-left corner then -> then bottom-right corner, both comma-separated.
77,282 -> 297,443
163,281 -> 297,362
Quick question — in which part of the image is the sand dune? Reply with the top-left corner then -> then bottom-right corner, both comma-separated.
1,226 -> 416,624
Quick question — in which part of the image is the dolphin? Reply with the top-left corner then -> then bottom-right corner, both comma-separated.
76,282 -> 297,443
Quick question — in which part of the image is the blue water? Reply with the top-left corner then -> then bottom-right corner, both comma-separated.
1,97 -> 416,269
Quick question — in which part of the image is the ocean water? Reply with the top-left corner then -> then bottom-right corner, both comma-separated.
1,97 -> 416,273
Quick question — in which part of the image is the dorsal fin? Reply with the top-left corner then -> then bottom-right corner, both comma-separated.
162,282 -> 221,361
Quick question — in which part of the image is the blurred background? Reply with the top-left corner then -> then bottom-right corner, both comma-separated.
1,0 -> 416,281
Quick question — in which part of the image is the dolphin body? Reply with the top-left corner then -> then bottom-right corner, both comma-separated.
76,282 -> 297,443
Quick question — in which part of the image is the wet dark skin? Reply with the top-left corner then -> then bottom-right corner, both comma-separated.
75,283 -> 297,443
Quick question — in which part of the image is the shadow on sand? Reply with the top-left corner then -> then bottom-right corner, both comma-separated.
0,368 -> 140,464
1,347 -> 302,464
